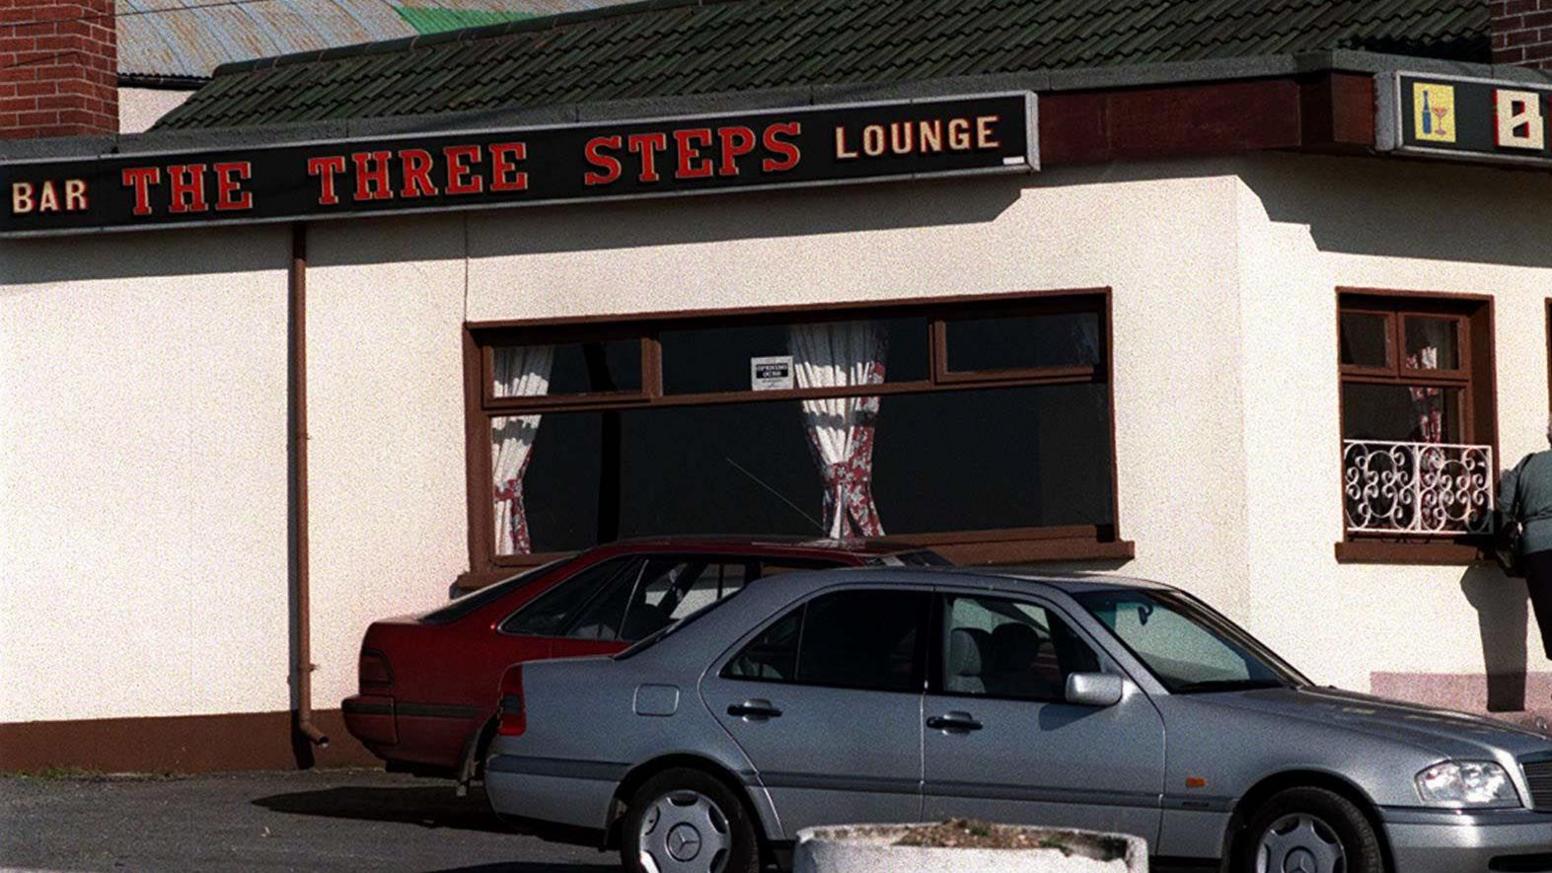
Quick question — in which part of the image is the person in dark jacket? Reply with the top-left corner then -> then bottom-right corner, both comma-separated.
1503,425 -> 1552,660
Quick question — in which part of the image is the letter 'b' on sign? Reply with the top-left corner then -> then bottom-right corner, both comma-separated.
1495,89 -> 1546,150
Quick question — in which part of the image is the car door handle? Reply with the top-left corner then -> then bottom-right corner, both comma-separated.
927,712 -> 983,733
727,699 -> 782,720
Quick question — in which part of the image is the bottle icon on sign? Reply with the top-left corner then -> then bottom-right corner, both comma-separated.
1421,90 -> 1432,134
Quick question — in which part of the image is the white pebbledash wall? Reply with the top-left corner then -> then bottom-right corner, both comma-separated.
2,151 -> 1548,734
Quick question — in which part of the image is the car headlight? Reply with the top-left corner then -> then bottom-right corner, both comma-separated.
1414,761 -> 1521,808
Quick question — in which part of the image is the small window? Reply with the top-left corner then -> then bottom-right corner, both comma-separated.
1339,311 -> 1390,368
1337,292 -> 1493,542
941,595 -> 1099,701
943,310 -> 1101,375
658,316 -> 929,395
1402,316 -> 1462,373
796,590 -> 928,692
500,557 -> 639,637
490,339 -> 642,401
723,606 -> 803,681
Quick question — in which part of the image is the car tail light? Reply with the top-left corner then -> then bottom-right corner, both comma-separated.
497,664 -> 526,737
359,649 -> 393,690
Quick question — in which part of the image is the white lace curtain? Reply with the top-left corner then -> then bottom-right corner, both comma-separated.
492,345 -> 553,554
789,321 -> 887,538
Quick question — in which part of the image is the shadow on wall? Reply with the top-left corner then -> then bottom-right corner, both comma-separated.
1460,563 -> 1530,712
462,171 -> 1025,262
1240,152 -> 1552,268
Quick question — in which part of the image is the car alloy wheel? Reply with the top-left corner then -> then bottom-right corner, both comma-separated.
1240,786 -> 1384,873
1255,812 -> 1346,873
637,789 -> 732,873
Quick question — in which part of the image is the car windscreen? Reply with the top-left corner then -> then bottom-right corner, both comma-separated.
420,559 -> 570,625
1072,588 -> 1308,694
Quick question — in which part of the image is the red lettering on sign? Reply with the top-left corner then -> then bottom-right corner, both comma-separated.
167,164 -> 208,213
399,149 -> 437,198
307,156 -> 347,206
443,145 -> 484,195
584,136 -> 623,186
627,132 -> 668,182
674,128 -> 714,179
212,162 -> 252,211
762,122 -> 801,172
717,126 -> 756,176
351,151 -> 394,201
121,167 -> 160,216
489,142 -> 529,192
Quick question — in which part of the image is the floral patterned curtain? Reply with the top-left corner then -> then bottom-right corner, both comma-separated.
790,321 -> 887,538
491,345 -> 553,554
1408,345 -> 1443,444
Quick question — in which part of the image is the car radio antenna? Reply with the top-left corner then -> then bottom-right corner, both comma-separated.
724,456 -> 824,533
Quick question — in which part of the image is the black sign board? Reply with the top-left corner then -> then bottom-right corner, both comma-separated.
0,93 -> 1036,237
1378,72 -> 1552,167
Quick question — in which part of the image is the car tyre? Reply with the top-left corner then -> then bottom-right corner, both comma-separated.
622,768 -> 759,873
1237,786 -> 1385,873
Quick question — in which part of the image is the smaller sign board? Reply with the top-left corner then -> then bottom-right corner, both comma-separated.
750,355 -> 795,391
1377,71 -> 1552,167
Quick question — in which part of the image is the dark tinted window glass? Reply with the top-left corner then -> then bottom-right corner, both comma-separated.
1341,384 -> 1461,442
522,384 -> 1113,552
564,561 -> 645,640
723,606 -> 802,681
945,311 -> 1101,372
500,558 -> 638,636
659,316 -> 928,394
1339,312 -> 1389,368
493,340 -> 640,397
796,590 -> 928,692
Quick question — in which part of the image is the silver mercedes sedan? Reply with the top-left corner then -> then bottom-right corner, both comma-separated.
484,568 -> 1552,873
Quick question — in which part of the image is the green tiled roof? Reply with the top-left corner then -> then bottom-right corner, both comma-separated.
393,6 -> 536,36
155,0 -> 1490,131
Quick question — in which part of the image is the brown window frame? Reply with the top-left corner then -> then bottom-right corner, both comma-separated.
1335,287 -> 1497,565
460,288 -> 1132,584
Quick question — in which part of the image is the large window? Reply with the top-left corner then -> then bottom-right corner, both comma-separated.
1337,290 -> 1495,555
466,291 -> 1124,571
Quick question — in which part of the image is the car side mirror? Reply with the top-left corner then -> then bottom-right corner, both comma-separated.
1065,672 -> 1125,707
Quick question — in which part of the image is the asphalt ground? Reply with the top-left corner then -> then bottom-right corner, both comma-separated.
1,768 -> 1205,873
0,769 -> 619,873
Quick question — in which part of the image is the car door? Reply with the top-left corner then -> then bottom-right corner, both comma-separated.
700,587 -> 929,838
922,592 -> 1165,845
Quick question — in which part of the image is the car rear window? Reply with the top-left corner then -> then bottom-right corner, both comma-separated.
420,559 -> 569,625
869,549 -> 952,567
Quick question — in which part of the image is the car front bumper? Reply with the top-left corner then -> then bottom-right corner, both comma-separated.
1381,807 -> 1552,873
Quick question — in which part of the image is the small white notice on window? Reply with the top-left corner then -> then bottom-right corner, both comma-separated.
750,355 -> 795,391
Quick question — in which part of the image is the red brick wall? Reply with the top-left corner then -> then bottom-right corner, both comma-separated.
0,0 -> 116,139
1491,0 -> 1552,68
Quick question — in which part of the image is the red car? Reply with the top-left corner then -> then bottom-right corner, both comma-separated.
343,537 -> 946,786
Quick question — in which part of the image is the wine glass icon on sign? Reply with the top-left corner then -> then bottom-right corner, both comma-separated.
1431,103 -> 1449,137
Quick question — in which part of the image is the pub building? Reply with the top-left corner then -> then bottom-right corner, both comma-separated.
6,0 -> 1552,772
